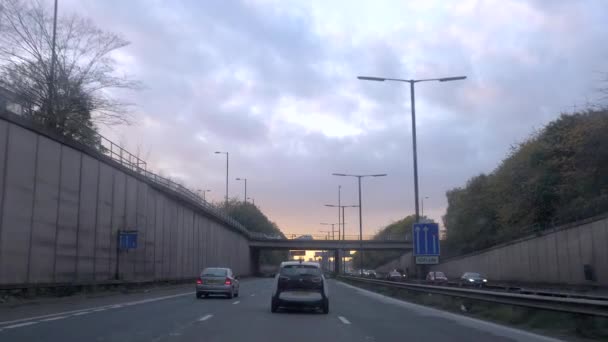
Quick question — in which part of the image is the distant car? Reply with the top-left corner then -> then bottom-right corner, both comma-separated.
366,270 -> 378,279
426,271 -> 448,284
386,270 -> 406,282
196,267 -> 240,299
295,235 -> 314,240
271,261 -> 329,314
459,272 -> 487,287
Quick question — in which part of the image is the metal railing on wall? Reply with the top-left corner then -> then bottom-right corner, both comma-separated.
2,111 -> 252,237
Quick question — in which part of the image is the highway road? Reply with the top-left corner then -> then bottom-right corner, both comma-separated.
0,278 -> 560,342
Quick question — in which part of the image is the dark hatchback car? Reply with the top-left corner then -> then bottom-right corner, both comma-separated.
386,270 -> 406,282
271,261 -> 329,314
459,272 -> 488,287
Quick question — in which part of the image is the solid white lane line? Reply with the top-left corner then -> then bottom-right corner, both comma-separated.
335,280 -> 561,342
338,316 -> 351,325
72,312 -> 91,316
39,316 -> 67,322
91,308 -> 106,312
0,291 -> 193,326
3,321 -> 39,329
198,314 -> 213,321
250,294 -> 255,296
109,304 -> 123,309
232,301 -> 240,305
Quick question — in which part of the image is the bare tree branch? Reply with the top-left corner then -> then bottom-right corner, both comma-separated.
0,0 -> 138,144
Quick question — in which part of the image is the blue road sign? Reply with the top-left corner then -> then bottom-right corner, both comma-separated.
413,223 -> 440,256
119,231 -> 138,250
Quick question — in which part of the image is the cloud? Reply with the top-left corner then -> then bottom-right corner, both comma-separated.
57,0 -> 608,234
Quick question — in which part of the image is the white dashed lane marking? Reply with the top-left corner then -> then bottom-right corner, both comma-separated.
232,301 -> 240,305
338,316 -> 351,325
0,291 -> 193,331
198,314 -> 213,322
39,316 -> 67,322
3,322 -> 39,329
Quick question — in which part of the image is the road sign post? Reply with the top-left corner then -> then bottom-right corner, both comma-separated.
115,230 -> 138,280
413,223 -> 439,265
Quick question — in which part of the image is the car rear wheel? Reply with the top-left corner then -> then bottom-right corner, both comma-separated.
227,289 -> 234,299
271,298 -> 279,313
196,292 -> 202,299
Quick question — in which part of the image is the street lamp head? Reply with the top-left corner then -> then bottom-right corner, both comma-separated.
324,204 -> 336,207
332,173 -> 348,177
357,76 -> 386,82
371,174 -> 388,177
236,178 -> 241,180
438,76 -> 467,82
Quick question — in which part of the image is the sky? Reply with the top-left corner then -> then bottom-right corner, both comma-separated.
58,0 -> 608,237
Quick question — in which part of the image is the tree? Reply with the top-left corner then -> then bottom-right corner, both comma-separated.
443,109 -> 608,256
218,199 -> 288,265
0,0 -> 137,145
351,215 -> 427,269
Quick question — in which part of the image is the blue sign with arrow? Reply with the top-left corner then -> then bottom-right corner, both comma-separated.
118,231 -> 138,250
413,223 -> 440,256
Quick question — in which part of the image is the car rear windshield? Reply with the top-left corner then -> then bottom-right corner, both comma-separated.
435,272 -> 446,277
201,268 -> 227,277
280,265 -> 321,276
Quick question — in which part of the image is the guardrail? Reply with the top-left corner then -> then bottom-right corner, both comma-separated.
338,276 -> 608,317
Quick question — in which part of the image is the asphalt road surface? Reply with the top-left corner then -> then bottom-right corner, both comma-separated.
0,278 -> 561,342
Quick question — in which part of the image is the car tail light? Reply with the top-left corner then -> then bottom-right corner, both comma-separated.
196,278 -> 203,285
224,278 -> 232,285
279,276 -> 289,282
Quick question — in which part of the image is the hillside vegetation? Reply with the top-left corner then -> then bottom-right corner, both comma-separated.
218,199 -> 288,265
443,109 -> 608,256
352,215 -> 431,269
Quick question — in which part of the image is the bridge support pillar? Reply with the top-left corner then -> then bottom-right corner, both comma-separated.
250,248 -> 260,276
333,250 -> 341,274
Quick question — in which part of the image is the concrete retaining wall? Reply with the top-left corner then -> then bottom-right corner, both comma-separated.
376,215 -> 608,286
0,115 -> 251,287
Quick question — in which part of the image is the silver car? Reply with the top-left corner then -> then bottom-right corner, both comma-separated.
196,267 -> 240,299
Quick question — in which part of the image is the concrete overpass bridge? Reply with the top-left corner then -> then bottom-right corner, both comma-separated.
248,238 -> 411,251
247,233 -> 412,274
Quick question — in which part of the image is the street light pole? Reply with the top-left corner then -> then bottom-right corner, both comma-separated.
197,189 -> 211,202
410,82 -> 420,223
357,176 -> 363,271
338,185 -> 341,240
421,196 -> 429,217
319,230 -> 331,240
357,75 -> 466,223
325,204 -> 358,239
214,151 -> 229,206
320,223 -> 339,240
236,178 -> 247,202
332,173 -> 387,272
